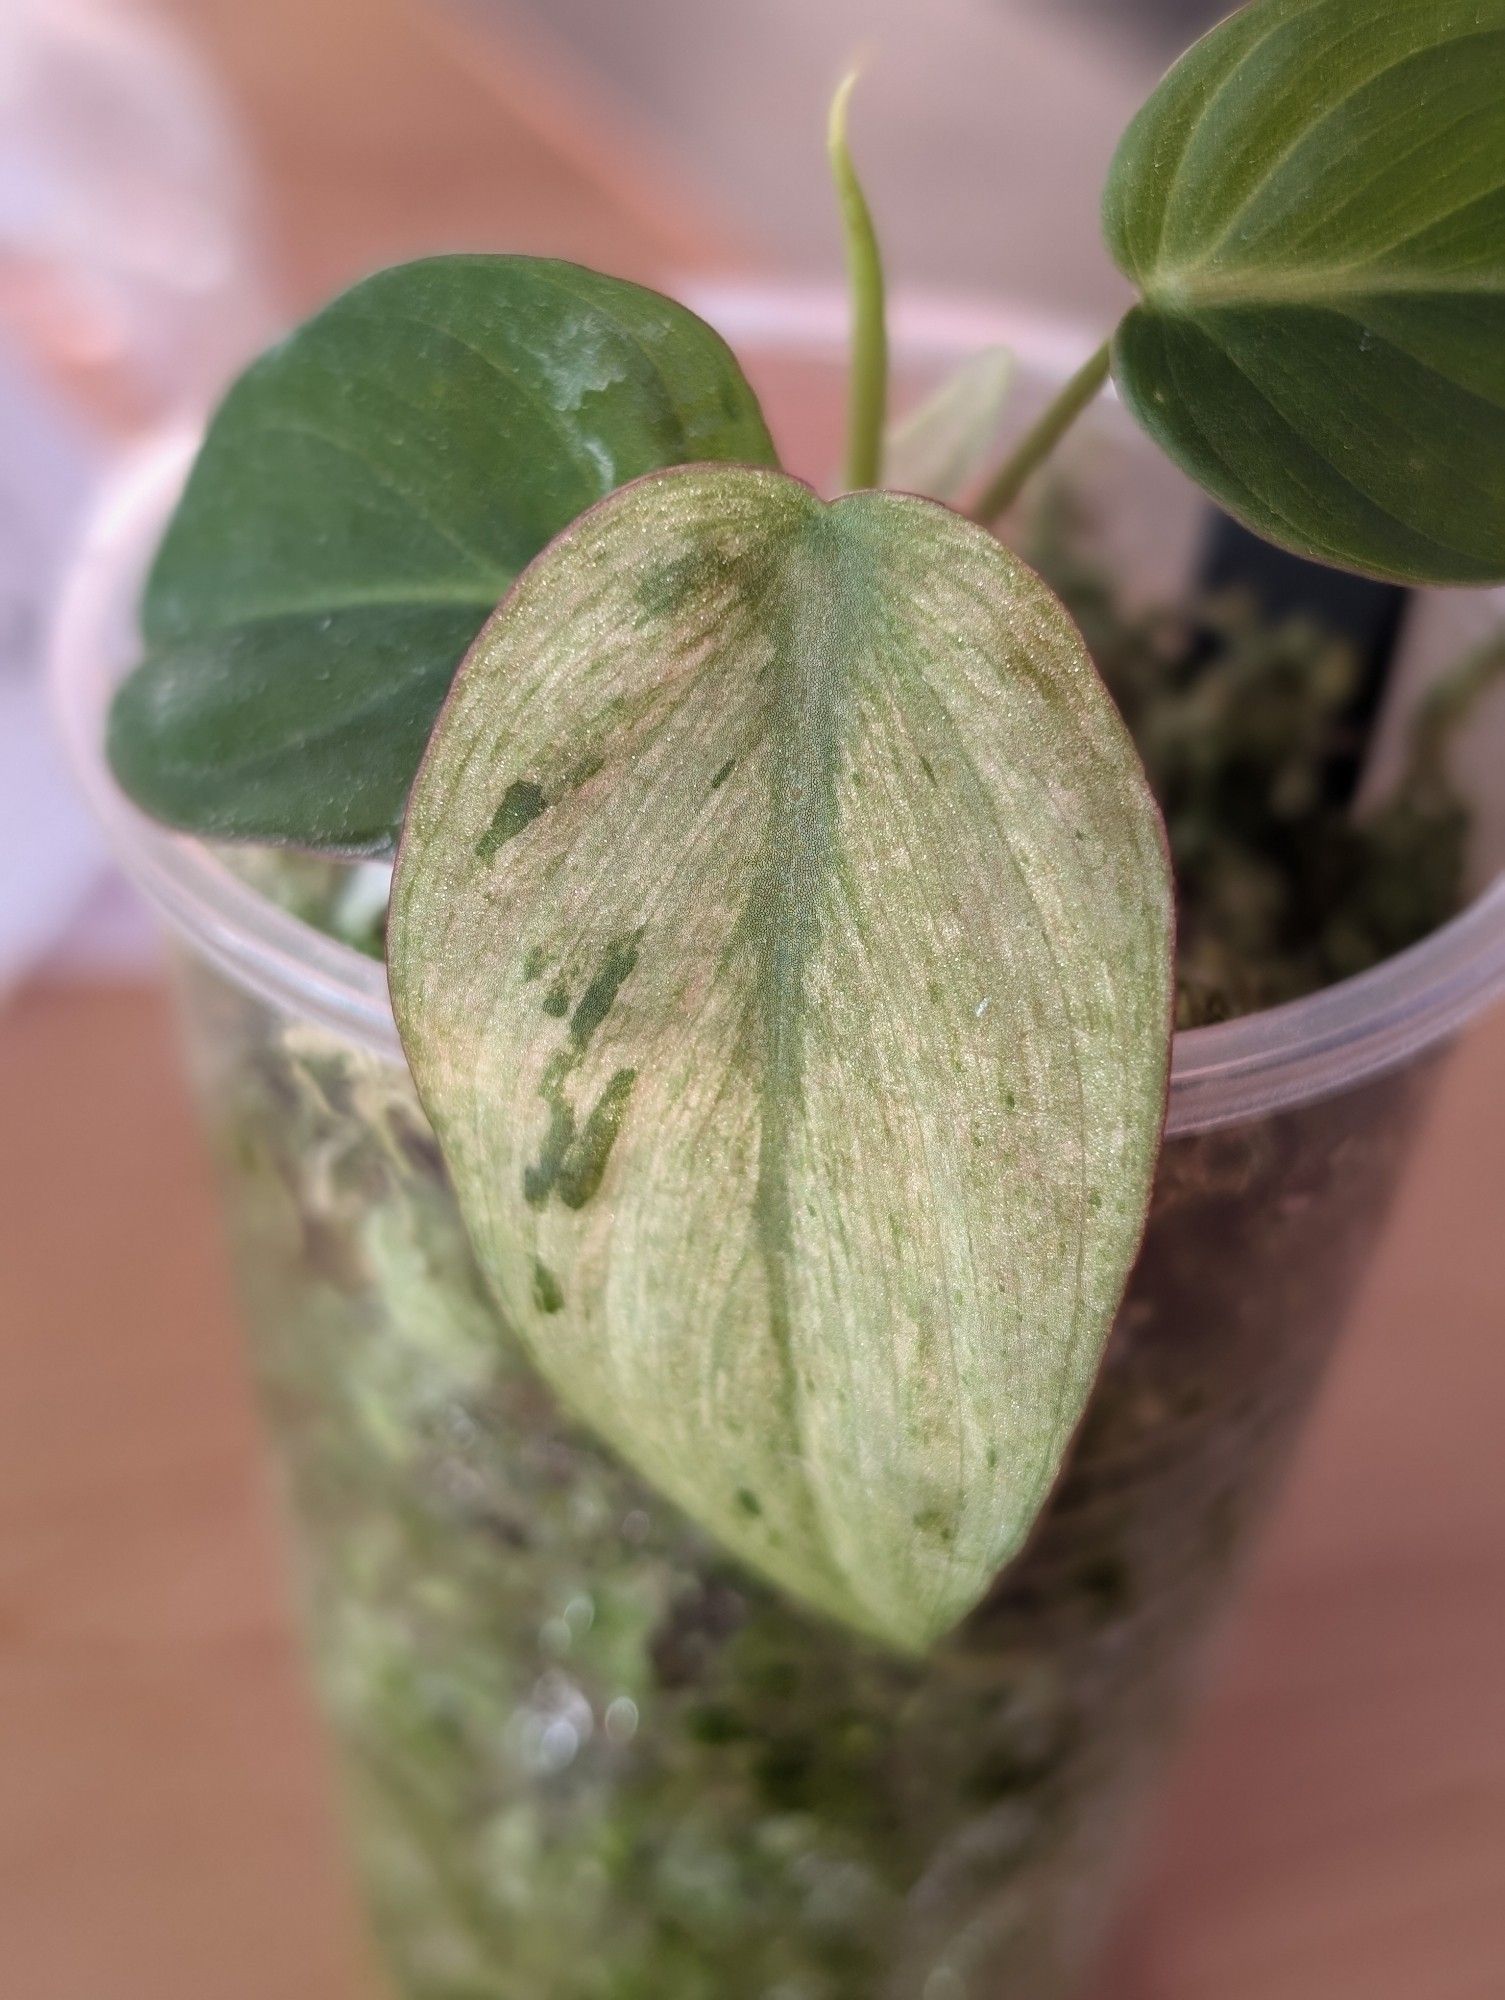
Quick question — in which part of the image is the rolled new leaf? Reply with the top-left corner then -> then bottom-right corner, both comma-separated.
1105,0 -> 1505,585
391,465 -> 1173,1653
108,256 -> 777,853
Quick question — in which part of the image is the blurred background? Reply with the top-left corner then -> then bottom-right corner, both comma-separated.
5,0 -> 1210,994
2,5 -> 1503,1999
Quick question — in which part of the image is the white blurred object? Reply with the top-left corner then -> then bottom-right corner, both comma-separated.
0,343 -> 104,989
0,0 -> 271,429
488,0 -> 1151,319
0,0 -> 273,994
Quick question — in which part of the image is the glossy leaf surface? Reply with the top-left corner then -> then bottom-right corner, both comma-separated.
1105,0 -> 1505,584
108,256 -> 776,852
391,465 -> 1174,1651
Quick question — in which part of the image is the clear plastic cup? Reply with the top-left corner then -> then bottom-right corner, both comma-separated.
52,286 -> 1505,2000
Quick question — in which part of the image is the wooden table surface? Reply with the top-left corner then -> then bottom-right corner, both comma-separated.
5,985 -> 1503,2000
5,2 -> 1504,1995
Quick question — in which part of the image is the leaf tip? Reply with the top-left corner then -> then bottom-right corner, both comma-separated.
826,63 -> 863,163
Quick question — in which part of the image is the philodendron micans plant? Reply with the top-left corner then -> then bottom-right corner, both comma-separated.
109,0 -> 1505,1652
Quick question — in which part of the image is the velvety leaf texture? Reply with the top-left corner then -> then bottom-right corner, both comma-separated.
1104,0 -> 1505,585
107,256 -> 777,853
390,466 -> 1174,1652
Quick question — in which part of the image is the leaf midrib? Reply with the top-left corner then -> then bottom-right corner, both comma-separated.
1142,262 -> 1505,313
748,505 -> 851,1569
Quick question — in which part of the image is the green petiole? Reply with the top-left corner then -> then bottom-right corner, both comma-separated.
828,71 -> 889,493
973,339 -> 1113,526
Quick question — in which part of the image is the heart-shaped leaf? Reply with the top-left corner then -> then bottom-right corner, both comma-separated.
884,347 -> 1015,503
107,256 -> 777,853
390,466 -> 1173,1652
1104,0 -> 1505,585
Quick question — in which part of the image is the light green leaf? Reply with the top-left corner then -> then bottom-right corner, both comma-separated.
885,347 -> 1015,503
107,256 -> 777,854
1104,0 -> 1505,585
390,465 -> 1174,1652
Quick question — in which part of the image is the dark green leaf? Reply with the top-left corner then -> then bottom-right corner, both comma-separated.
1104,0 -> 1505,585
108,256 -> 777,852
390,465 -> 1174,1651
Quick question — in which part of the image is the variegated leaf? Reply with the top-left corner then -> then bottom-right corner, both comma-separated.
390,466 -> 1173,1652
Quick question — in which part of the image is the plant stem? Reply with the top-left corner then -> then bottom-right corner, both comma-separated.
974,340 -> 1113,526
829,71 -> 888,491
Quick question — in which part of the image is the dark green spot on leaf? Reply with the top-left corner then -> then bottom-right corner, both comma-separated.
557,1068 -> 637,1209
523,937 -> 642,1209
570,933 -> 641,1051
532,1258 -> 565,1314
477,779 -> 545,861
523,1059 -> 577,1209
912,1505 -> 955,1546
634,545 -> 728,621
